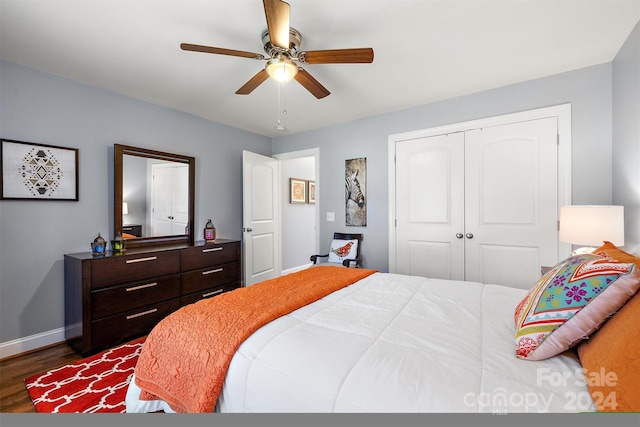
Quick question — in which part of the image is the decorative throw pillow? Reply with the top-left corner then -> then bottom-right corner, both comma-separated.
514,254 -> 640,361
593,241 -> 640,269
577,288 -> 640,412
327,239 -> 358,263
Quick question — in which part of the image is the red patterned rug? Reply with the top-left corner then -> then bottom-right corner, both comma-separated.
24,337 -> 145,413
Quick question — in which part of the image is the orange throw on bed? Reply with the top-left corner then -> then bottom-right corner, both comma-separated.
134,266 -> 377,413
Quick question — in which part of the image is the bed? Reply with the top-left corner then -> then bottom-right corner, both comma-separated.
125,243 -> 640,413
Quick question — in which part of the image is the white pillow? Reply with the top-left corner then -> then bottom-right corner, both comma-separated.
327,239 -> 359,263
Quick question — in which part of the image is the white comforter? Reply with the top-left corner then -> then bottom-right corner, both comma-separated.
127,272 -> 595,413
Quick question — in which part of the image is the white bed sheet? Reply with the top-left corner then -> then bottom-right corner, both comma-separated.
127,272 -> 595,413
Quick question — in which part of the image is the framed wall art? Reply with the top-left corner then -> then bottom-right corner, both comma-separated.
345,157 -> 366,226
307,180 -> 316,204
289,177 -> 307,204
1,139 -> 79,201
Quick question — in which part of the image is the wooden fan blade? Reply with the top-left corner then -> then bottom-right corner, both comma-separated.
299,48 -> 374,64
181,43 -> 265,60
263,0 -> 290,50
236,69 -> 270,95
294,68 -> 330,99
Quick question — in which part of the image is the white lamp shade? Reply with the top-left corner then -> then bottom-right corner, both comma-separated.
559,205 -> 624,247
122,202 -> 129,215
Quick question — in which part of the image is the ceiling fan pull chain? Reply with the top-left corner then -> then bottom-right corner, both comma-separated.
276,82 -> 288,132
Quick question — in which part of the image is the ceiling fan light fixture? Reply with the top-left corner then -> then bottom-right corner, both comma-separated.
266,57 -> 298,83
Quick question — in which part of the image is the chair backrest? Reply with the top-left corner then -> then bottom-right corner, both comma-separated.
333,232 -> 363,266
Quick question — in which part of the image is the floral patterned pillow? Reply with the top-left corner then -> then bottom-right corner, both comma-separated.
514,254 -> 640,360
327,239 -> 359,264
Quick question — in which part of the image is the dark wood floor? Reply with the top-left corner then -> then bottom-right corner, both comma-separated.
0,341 -> 83,412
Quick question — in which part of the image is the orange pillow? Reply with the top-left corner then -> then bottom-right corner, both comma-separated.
593,241 -> 640,269
577,288 -> 640,412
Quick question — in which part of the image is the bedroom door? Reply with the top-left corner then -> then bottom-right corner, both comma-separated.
394,116 -> 559,289
242,150 -> 281,286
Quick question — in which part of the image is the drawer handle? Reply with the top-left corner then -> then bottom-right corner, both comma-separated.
202,268 -> 223,275
202,289 -> 224,298
202,247 -> 223,253
126,308 -> 158,320
125,282 -> 158,292
126,256 -> 158,264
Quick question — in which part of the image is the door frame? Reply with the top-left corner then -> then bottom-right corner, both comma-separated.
387,103 -> 572,273
273,148 -> 321,267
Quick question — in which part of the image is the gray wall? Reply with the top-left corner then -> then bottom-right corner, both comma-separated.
272,63 -> 615,272
612,21 -> 640,254
280,156 -> 316,271
0,60 -> 271,344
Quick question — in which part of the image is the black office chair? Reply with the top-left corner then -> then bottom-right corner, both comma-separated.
310,232 -> 363,268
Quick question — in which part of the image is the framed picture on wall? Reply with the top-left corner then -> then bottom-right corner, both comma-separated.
345,157 -> 366,226
1,138 -> 79,201
290,177 -> 307,204
308,180 -> 316,204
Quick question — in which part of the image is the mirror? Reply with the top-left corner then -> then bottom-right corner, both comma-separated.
114,144 -> 195,248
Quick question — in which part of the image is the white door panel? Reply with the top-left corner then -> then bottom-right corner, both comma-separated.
396,133 -> 465,280
464,118 -> 558,289
478,244 -> 540,289
243,151 -> 280,286
171,165 -> 189,234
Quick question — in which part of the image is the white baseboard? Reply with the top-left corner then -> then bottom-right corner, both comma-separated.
0,327 -> 66,359
281,264 -> 313,276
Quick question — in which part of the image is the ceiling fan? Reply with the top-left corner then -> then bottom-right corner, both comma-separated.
180,0 -> 374,99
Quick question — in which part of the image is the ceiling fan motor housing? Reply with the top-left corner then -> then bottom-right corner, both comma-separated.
261,27 -> 301,59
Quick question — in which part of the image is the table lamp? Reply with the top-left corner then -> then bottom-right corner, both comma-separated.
559,205 -> 624,254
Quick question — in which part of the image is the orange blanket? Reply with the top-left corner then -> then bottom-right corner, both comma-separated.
134,266 -> 377,413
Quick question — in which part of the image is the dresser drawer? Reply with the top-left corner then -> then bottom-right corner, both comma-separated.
91,250 -> 181,289
181,262 -> 239,294
91,298 -> 180,351
181,242 -> 239,271
91,274 -> 181,319
181,282 -> 240,306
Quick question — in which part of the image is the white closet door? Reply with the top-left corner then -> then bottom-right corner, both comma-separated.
464,117 -> 558,289
395,133 -> 465,280
170,165 -> 189,235
151,164 -> 173,236
151,163 -> 189,236
394,117 -> 559,289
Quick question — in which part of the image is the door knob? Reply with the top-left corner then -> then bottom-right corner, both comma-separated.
244,227 -> 253,232
466,233 -> 474,239
456,233 -> 464,239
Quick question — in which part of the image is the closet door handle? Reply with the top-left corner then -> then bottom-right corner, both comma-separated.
466,233 -> 474,239
456,233 -> 464,239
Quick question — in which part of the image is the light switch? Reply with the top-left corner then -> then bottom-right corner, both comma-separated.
327,212 -> 335,221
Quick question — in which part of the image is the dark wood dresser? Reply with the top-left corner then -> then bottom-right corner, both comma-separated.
64,239 -> 241,354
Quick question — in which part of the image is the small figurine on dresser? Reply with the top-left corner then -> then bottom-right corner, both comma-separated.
91,233 -> 107,257
204,219 -> 216,243
111,231 -> 126,253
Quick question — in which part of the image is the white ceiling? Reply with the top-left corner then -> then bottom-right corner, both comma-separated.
1,0 -> 638,137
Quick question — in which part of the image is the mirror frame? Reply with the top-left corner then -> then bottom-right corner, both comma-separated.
114,143 -> 195,249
